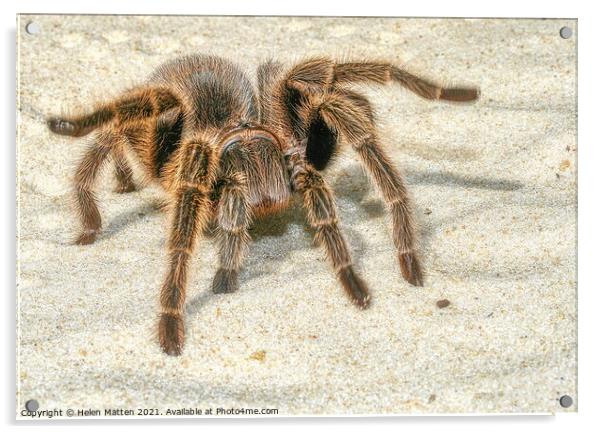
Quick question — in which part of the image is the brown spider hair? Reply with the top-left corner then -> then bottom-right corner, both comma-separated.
47,54 -> 478,355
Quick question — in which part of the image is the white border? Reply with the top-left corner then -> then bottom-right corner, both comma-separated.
3,1 -> 600,433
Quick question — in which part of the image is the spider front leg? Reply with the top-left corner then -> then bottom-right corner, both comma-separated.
289,152 -> 370,308
320,89 -> 424,286
158,140 -> 217,356
212,171 -> 251,295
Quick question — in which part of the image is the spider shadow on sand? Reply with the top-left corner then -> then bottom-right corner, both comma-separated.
102,202 -> 163,238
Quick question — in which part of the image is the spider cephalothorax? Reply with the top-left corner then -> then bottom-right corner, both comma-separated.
47,54 -> 478,355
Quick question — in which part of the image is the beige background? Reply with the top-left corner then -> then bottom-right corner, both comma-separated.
17,15 -> 576,415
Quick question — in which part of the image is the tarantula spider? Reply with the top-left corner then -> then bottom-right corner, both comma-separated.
47,55 -> 478,355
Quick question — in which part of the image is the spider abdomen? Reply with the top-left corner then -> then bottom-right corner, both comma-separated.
149,55 -> 257,131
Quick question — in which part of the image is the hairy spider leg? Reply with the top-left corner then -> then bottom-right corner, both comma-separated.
158,138 -> 218,356
289,152 -> 371,308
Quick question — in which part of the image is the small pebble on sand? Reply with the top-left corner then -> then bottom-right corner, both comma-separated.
249,350 -> 266,362
436,299 -> 451,309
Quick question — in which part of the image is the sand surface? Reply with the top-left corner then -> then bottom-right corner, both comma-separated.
17,15 -> 577,416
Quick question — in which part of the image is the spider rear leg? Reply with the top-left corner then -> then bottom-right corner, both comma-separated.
333,61 -> 479,102
72,130 -> 118,245
158,140 -> 217,356
290,154 -> 370,308
47,87 -> 180,138
112,145 -> 137,193
47,108 -> 114,138
319,89 -> 424,286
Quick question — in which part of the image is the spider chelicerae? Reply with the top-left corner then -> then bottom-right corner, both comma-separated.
47,54 -> 479,355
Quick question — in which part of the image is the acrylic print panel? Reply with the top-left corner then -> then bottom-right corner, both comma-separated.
16,15 -> 577,417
